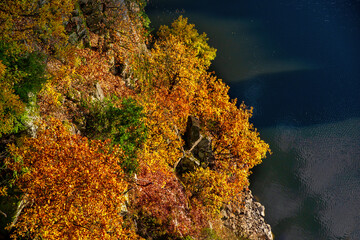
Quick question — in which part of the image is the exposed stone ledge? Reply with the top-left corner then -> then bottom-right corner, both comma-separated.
221,190 -> 273,240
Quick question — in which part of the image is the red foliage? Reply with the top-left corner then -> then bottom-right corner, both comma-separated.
133,165 -> 211,238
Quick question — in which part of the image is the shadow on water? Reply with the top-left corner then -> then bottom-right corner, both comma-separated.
227,68 -> 360,129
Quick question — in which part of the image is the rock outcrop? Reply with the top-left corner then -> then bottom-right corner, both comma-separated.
183,116 -> 214,167
176,116 -> 214,176
221,190 -> 273,240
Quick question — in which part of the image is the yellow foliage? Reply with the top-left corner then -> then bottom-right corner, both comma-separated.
0,0 -> 76,53
183,167 -> 231,214
0,186 -> 8,196
41,83 -> 63,107
0,61 -> 6,77
132,16 -> 270,214
0,82 -> 25,136
157,16 -> 217,68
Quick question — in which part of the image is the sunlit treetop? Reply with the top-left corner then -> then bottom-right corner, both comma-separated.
157,16 -> 217,68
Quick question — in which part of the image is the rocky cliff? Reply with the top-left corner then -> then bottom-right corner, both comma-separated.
222,190 -> 273,240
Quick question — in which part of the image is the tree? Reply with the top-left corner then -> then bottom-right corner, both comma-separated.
182,74 -> 270,213
133,16 -> 215,93
132,16 -> 270,215
0,81 -> 25,137
83,96 -> 147,175
157,16 -> 216,68
5,118 -> 140,239
0,0 -> 76,54
0,57 -> 26,137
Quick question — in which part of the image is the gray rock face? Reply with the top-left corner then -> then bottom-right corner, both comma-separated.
175,156 -> 200,175
183,116 -> 214,166
176,116 -> 214,176
221,190 -> 273,240
95,82 -> 104,101
183,116 -> 201,150
66,4 -> 90,47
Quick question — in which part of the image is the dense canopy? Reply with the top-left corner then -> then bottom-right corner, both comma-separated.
0,1 -> 269,239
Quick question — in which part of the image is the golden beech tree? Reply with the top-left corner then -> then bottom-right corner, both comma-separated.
132,16 -> 270,216
193,75 -> 270,170
132,16 -> 218,171
157,16 -> 216,68
134,16 -> 215,93
5,118 -> 140,240
184,74 -> 270,213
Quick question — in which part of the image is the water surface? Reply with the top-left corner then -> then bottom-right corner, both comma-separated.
146,1 -> 360,239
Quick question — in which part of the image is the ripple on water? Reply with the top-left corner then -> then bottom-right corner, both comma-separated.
258,118 -> 360,239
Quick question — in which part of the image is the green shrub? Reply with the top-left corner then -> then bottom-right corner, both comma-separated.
0,42 -> 47,103
13,52 -> 46,103
83,96 -> 147,175
0,42 -> 46,137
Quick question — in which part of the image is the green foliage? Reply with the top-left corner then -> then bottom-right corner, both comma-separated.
0,41 -> 46,137
201,227 -> 248,240
183,236 -> 195,240
0,42 -> 47,103
13,53 -> 46,103
83,96 -> 147,175
202,228 -> 222,240
127,0 -> 153,35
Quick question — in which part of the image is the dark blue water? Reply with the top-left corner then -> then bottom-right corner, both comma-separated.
146,1 -> 360,239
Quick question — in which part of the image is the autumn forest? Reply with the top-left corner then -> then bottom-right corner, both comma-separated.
0,0 -> 270,239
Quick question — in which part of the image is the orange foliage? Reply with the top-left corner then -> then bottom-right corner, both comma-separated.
0,3 -> 271,236
133,16 -> 270,214
194,75 -> 270,170
5,118 -> 140,239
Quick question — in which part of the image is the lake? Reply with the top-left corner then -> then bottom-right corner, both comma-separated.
146,0 -> 360,239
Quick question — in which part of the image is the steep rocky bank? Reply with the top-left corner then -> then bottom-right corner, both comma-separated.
222,190 -> 273,240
